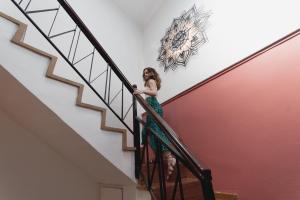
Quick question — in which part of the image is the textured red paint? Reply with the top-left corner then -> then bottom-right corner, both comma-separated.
163,33 -> 300,200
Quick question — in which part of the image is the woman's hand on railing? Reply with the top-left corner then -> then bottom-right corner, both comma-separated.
133,89 -> 143,95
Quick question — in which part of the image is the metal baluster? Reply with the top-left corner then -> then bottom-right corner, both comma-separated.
160,143 -> 167,199
133,89 -> 140,179
171,172 -> 180,200
156,139 -> 167,200
90,69 -> 107,84
48,5 -> 61,37
67,25 -> 77,59
121,83 -> 124,119
49,29 -> 76,39
73,52 -> 94,65
88,47 -> 95,82
123,103 -> 133,120
149,156 -> 158,188
107,67 -> 112,103
24,0 -> 32,11
145,130 -> 151,188
109,88 -> 122,105
177,159 -> 185,200
177,160 -> 184,200
138,143 -> 146,176
201,170 -> 215,200
104,64 -> 109,100
26,8 -> 59,14
72,30 -> 81,64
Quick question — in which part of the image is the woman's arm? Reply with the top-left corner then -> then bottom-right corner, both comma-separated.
143,79 -> 158,96
133,79 -> 158,96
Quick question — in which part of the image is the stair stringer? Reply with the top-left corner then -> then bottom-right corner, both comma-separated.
0,9 -> 135,183
0,11 -> 135,152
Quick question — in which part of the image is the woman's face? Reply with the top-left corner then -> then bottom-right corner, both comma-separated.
143,69 -> 151,80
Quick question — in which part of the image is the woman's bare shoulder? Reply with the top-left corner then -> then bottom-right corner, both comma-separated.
147,79 -> 158,90
147,79 -> 156,84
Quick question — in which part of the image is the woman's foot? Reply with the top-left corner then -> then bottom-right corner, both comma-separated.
165,153 -> 176,180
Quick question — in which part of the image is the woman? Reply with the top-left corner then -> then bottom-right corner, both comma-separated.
133,67 -> 176,179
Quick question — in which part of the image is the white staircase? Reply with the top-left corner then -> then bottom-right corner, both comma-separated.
0,4 -> 150,200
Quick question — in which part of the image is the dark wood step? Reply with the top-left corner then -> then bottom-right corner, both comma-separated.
150,177 -> 204,200
139,156 -> 238,199
140,161 -> 194,184
139,175 -> 238,200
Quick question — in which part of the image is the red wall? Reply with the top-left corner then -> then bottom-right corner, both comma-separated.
162,32 -> 300,200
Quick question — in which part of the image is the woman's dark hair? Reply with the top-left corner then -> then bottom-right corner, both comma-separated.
143,67 -> 161,90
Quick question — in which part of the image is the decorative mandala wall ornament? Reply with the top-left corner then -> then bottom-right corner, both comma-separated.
158,5 -> 211,71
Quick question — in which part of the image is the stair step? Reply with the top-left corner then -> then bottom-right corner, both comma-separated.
154,178 -> 238,200
215,192 -> 239,200
139,155 -> 238,200
140,161 -> 194,184
152,177 -> 203,200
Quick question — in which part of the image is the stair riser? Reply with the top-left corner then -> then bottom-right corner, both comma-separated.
154,181 -> 204,200
141,162 -> 195,184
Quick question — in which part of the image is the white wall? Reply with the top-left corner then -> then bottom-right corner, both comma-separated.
0,107 -> 146,200
143,0 -> 300,102
0,108 -> 100,200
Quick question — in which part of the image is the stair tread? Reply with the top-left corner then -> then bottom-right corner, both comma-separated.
139,176 -> 238,200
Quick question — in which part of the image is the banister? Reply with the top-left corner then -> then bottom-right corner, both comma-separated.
56,0 -> 211,177
136,114 -> 215,199
134,94 -> 211,177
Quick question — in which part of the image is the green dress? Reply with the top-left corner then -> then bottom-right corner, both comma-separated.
142,96 -> 170,152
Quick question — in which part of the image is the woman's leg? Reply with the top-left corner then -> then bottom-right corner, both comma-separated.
163,151 -> 176,180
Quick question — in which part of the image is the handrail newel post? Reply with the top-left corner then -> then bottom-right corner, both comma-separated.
132,84 -> 141,179
202,169 -> 215,200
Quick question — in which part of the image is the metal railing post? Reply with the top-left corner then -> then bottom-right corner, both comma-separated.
132,85 -> 141,179
201,169 -> 215,200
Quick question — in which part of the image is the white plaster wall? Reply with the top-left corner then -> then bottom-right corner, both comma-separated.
99,185 -> 151,200
143,0 -> 300,102
0,108 -> 100,200
0,108 -> 145,200
101,187 -> 122,200
0,11 -> 135,183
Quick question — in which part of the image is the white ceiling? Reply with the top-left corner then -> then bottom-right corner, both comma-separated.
110,0 -> 165,28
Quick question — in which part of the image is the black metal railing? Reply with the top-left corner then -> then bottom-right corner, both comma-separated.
133,95 -> 215,200
11,0 -> 215,199
12,0 -> 135,133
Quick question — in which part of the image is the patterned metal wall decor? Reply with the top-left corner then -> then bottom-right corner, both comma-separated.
158,5 -> 211,71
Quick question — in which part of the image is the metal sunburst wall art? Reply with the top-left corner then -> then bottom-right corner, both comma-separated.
158,5 -> 211,71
